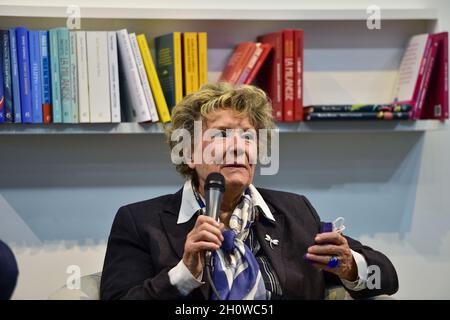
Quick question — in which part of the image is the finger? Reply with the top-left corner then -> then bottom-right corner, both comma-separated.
190,229 -> 223,246
305,253 -> 336,266
197,222 -> 224,241
308,244 -> 344,256
315,232 -> 346,245
195,215 -> 220,229
189,241 -> 220,253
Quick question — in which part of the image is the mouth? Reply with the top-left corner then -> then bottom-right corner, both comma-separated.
221,164 -> 248,169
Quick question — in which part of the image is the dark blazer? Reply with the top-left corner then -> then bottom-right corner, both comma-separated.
100,188 -> 398,300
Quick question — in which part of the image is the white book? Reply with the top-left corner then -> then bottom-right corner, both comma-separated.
129,33 -> 159,122
76,31 -> 90,123
116,29 -> 152,123
107,32 -> 121,123
86,31 -> 111,123
69,31 -> 79,123
392,33 -> 432,103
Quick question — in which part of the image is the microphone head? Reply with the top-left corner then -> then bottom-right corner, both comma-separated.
205,172 -> 225,193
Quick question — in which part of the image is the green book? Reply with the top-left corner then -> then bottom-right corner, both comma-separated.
49,29 -> 62,123
57,28 -> 73,123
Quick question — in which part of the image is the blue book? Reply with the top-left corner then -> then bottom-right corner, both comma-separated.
49,28 -> 61,123
57,28 -> 72,123
29,30 -> 43,123
15,27 -> 33,123
1,30 -> 13,123
39,31 -> 52,123
9,29 -> 22,123
0,36 -> 4,123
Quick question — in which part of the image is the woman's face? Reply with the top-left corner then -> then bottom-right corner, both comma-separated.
189,108 -> 257,194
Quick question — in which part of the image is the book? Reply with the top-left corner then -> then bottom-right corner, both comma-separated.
293,29 -> 304,121
75,31 -> 90,123
49,28 -> 62,123
69,31 -> 79,123
0,34 -> 3,123
16,27 -> 33,123
39,31 -> 52,124
219,42 -> 256,84
129,32 -> 159,122
9,29 -> 22,123
198,32 -> 208,87
422,32 -> 448,120
136,34 -> 171,123
155,32 -> 183,110
237,43 -> 263,84
116,29 -> 152,123
305,104 -> 412,113
28,30 -> 43,123
1,30 -> 13,123
243,43 -> 272,85
86,31 -> 111,123
282,29 -> 294,122
183,32 -> 199,95
107,31 -> 121,123
306,111 -> 412,121
257,31 -> 283,122
57,28 -> 73,123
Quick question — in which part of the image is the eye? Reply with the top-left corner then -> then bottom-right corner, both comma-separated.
211,130 -> 227,139
242,131 -> 256,141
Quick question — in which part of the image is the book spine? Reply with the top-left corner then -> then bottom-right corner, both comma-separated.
9,29 -> 22,123
16,27 -> 33,123
86,32 -> 111,123
228,43 -> 255,84
39,31 -> 52,124
58,28 -> 72,123
76,31 -> 90,123
29,30 -> 43,123
198,32 -> 208,87
69,31 -> 79,123
244,43 -> 272,85
293,29 -> 304,121
441,33 -> 448,119
1,30 -> 13,123
183,32 -> 199,95
129,32 -> 159,122
116,29 -> 151,123
107,32 -> 121,123
306,104 -> 412,113
411,35 -> 433,112
414,38 -> 439,120
136,34 -> 171,123
306,111 -> 412,121
257,32 -> 283,122
283,30 -> 294,122
237,43 -> 263,84
0,33 -> 3,124
49,29 -> 62,123
173,32 -> 183,104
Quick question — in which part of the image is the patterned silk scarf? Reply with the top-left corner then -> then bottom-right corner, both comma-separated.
192,182 -> 266,300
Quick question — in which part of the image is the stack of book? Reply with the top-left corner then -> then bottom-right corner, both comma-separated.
0,27 -> 208,124
305,31 -> 448,122
219,29 -> 304,123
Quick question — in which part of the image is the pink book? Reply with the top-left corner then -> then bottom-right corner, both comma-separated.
293,29 -> 304,121
421,32 -> 448,120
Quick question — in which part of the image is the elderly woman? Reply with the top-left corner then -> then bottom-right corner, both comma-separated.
100,83 -> 398,300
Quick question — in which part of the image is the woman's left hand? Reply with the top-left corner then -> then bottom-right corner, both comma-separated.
305,231 -> 358,281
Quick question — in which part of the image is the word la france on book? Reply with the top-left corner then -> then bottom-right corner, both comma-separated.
175,304 -> 210,318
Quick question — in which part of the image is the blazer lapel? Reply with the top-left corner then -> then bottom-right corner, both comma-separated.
254,202 -> 287,291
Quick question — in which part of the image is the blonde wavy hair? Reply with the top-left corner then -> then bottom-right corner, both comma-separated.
165,82 -> 275,178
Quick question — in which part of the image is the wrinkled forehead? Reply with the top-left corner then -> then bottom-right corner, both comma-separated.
202,108 -> 255,130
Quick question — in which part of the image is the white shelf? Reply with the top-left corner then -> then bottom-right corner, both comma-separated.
0,5 -> 438,21
0,120 -> 445,135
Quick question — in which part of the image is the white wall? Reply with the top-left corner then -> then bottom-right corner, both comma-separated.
1,0 -> 450,299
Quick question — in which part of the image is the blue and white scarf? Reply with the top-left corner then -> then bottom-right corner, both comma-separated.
194,184 -> 266,300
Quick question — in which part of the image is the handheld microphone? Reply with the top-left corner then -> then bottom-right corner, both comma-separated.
203,172 -> 225,299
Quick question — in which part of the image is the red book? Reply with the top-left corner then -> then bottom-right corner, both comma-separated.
219,42 -> 256,84
257,31 -> 283,122
282,30 -> 295,122
237,43 -> 263,84
421,32 -> 448,120
293,29 -> 304,121
42,103 -> 52,124
244,43 -> 272,85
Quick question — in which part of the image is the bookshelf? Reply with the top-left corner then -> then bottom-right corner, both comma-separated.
0,120 -> 445,135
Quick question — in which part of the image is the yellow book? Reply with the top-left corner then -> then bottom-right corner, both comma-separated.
136,34 -> 171,123
198,32 -> 208,87
173,32 -> 183,104
183,32 -> 199,95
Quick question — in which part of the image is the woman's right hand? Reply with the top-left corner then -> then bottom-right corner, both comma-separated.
182,215 -> 225,278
